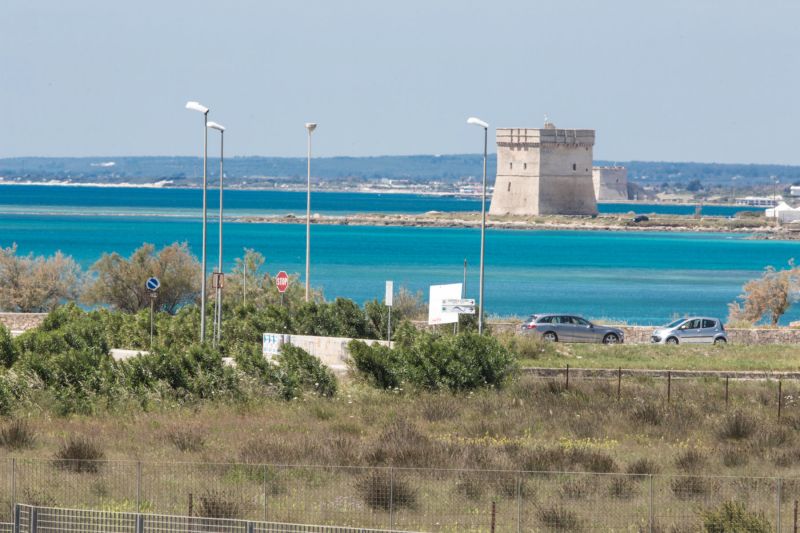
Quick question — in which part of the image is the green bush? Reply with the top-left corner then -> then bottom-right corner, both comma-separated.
349,330 -> 517,391
702,500 -> 771,532
275,344 -> 337,399
0,324 -> 15,367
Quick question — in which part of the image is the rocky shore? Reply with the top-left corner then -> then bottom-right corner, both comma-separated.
237,212 -> 798,239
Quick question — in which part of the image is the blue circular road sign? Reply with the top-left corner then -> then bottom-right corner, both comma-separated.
146,277 -> 160,291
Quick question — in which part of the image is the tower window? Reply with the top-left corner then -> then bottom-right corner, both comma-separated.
573,163 -> 577,171
507,182 -> 511,192
509,162 -> 513,170
524,163 -> 527,170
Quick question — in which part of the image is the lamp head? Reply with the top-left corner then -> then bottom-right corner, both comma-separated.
185,101 -> 209,114
207,121 -> 225,132
467,117 -> 489,129
305,123 -> 318,133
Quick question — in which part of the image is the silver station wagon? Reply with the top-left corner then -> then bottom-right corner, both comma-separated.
521,314 -> 625,344
651,317 -> 727,345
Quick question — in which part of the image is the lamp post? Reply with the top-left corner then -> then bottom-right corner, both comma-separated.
304,122 -> 317,302
186,101 -> 210,342
208,121 -> 225,346
467,116 -> 489,334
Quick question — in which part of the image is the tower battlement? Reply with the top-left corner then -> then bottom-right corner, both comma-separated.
489,124 -> 599,216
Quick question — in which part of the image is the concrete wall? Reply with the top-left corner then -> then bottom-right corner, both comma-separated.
267,333 -> 391,373
0,313 -> 47,334
592,166 -> 629,202
490,126 -> 597,216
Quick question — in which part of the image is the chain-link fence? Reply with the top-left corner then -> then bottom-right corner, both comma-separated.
2,460 -> 799,531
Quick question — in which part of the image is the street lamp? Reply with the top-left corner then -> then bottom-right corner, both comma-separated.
186,100 -> 210,343
467,116 -> 489,334
208,121 -> 225,346
305,122 -> 317,302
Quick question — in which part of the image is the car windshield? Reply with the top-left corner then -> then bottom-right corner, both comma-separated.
664,318 -> 686,328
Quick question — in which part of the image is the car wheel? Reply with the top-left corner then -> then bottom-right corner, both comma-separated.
602,333 -> 620,345
665,337 -> 679,345
542,331 -> 558,342
714,337 -> 727,345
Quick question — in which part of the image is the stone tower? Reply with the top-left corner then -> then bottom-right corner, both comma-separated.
489,123 -> 598,216
592,166 -> 629,202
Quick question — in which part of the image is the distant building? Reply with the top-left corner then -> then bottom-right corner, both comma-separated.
735,196 -> 780,207
790,185 -> 800,197
592,166 -> 628,202
489,122 -> 597,216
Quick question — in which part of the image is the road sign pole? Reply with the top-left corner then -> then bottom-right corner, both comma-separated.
150,295 -> 154,349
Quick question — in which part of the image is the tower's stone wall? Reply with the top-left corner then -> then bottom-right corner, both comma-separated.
489,126 -> 598,216
592,166 -> 628,202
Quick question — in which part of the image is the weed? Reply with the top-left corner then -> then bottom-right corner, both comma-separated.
167,428 -> 205,453
674,449 -> 705,472
670,476 -> 708,500
0,419 -> 36,450
560,478 -> 589,500
631,402 -> 663,426
701,500 -> 771,533
721,446 -> 750,468
54,436 -> 105,473
718,411 -> 757,440
356,470 -> 417,511
608,477 -> 636,499
537,504 -> 584,531
197,489 -> 242,519
626,458 -> 660,475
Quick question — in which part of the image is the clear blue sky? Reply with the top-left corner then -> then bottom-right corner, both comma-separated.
2,0 -> 798,164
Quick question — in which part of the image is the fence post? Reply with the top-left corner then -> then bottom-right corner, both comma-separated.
30,508 -> 36,533
263,465 -> 268,522
794,499 -> 798,533
565,365 -> 569,390
725,376 -> 729,409
516,476 -> 522,533
667,371 -> 671,403
10,458 -> 15,520
778,478 -> 783,533
388,467 -> 395,530
778,381 -> 783,420
13,504 -> 20,533
648,474 -> 654,533
135,514 -> 144,533
136,461 -> 142,513
617,367 -> 621,401
246,522 -> 254,533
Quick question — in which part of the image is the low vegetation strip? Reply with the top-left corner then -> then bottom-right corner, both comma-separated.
522,367 -> 800,380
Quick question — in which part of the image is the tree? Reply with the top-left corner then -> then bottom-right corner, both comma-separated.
686,179 -> 703,192
0,244 -> 82,312
82,243 -> 200,313
728,262 -> 800,326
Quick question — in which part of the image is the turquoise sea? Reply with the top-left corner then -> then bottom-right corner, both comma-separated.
0,185 -> 794,324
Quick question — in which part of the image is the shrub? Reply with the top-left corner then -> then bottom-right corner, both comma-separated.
197,490 -> 242,519
718,411 -> 757,440
275,344 -> 337,398
608,477 -> 636,499
631,402 -> 663,426
671,476 -> 708,500
0,419 -> 36,450
356,470 -> 417,511
350,330 -> 517,392
54,436 -> 105,473
626,458 -> 660,475
560,479 -> 589,500
722,446 -> 750,468
0,244 -> 81,312
167,427 -> 205,453
576,450 -> 617,473
702,500 -> 771,533
675,449 -> 706,472
537,504 -> 584,531
0,324 -> 15,367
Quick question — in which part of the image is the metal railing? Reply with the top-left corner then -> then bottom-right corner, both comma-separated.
13,504 -> 415,533
1,459 -> 798,531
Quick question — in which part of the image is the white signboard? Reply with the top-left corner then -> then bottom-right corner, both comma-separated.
385,280 -> 393,306
262,333 -> 287,358
428,283 -> 463,325
442,298 -> 476,314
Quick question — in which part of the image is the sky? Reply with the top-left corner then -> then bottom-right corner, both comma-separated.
2,0 -> 799,164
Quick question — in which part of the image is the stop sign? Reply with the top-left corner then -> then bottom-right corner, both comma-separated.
275,271 -> 289,293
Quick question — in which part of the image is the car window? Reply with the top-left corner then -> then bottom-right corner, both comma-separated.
555,316 -> 571,324
688,319 -> 701,329
573,317 -> 590,326
666,318 -> 685,328
702,319 -> 716,329
537,316 -> 552,324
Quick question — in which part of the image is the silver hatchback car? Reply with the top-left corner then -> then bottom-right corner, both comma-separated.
521,314 -> 625,344
651,317 -> 727,345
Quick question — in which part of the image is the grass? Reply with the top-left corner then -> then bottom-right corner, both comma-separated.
4,376 -> 800,530
515,342 -> 800,371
